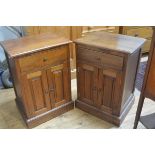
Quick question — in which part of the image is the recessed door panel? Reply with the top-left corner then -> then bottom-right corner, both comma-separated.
30,77 -> 45,111
77,62 -> 98,106
22,70 -> 51,117
102,76 -> 114,109
47,62 -> 70,108
98,69 -> 122,115
53,69 -> 64,102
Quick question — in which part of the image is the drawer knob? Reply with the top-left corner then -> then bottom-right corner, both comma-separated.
43,58 -> 48,62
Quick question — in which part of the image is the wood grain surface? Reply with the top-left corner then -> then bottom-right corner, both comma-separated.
75,31 -> 146,54
1,33 -> 72,58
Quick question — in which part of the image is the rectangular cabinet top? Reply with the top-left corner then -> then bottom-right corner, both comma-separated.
74,31 -> 146,54
0,33 -> 71,58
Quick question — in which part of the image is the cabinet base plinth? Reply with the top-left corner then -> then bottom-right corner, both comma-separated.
75,97 -> 135,126
16,100 -> 74,128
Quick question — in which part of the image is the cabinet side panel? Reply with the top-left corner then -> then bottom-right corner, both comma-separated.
9,58 -> 21,98
6,56 -> 28,117
121,49 -> 140,111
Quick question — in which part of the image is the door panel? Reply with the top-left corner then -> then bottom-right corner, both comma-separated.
98,68 -> 122,114
53,70 -> 64,102
77,62 -> 98,106
30,77 -> 45,111
22,70 -> 51,117
47,62 -> 70,108
102,76 -> 114,109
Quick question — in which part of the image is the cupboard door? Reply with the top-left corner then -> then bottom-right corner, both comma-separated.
22,70 -> 51,117
77,62 -> 98,106
47,62 -> 71,108
98,68 -> 122,115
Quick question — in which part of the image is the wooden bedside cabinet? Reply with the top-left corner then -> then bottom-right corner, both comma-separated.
1,33 -> 74,128
74,32 -> 146,126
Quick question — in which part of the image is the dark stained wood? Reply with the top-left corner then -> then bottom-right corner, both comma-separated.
77,45 -> 124,71
47,62 -> 71,108
77,63 -> 98,107
1,33 -> 72,58
75,31 -> 146,54
18,46 -> 68,73
121,50 -> 140,112
75,98 -> 135,126
27,102 -> 74,128
21,70 -> 51,117
1,33 -> 73,128
134,27 -> 155,129
75,32 -> 145,126
98,68 -> 122,115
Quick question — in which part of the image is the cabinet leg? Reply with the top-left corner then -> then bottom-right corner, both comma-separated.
133,95 -> 145,129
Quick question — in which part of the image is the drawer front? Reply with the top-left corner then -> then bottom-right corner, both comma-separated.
77,47 -> 124,70
18,46 -> 68,72
126,27 -> 153,39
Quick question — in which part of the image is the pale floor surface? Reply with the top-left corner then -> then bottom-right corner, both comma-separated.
0,79 -> 155,129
